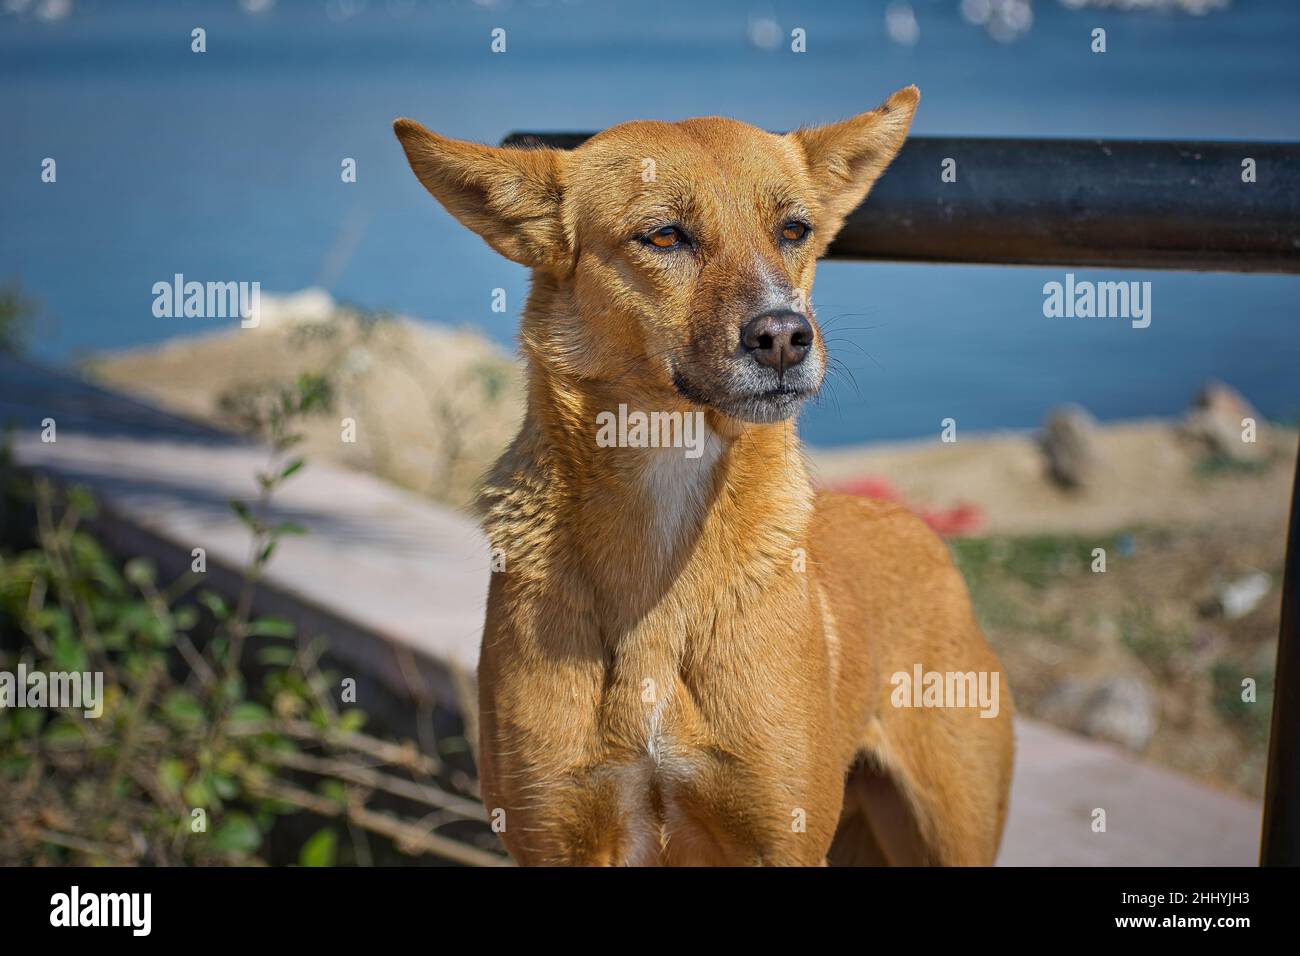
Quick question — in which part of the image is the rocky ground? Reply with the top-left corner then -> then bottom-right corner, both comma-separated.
90,289 -> 523,509
811,394 -> 1294,798
91,291 -> 1296,797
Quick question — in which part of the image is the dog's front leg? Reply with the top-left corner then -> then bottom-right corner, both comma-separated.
477,574 -> 653,865
479,751 -> 654,866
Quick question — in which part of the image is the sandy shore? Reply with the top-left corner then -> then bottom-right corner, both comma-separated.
809,420 -> 1296,537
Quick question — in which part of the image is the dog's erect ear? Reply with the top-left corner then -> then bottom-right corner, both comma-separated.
788,85 -> 919,249
393,118 -> 569,269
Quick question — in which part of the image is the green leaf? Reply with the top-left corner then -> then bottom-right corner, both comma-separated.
14,707 -> 44,736
257,646 -> 296,667
158,758 -> 187,795
66,485 -> 98,519
124,557 -> 156,588
337,709 -> 367,733
124,650 -> 164,683
220,675 -> 245,702
85,551 -> 125,596
162,689 -> 205,729
211,772 -> 239,800
41,717 -> 86,746
209,636 -> 229,663
279,457 -> 306,481
438,736 -> 471,756
229,499 -> 257,530
294,373 -> 333,414
36,607 -> 74,645
298,827 -> 338,868
248,617 -> 295,639
198,590 -> 230,621
145,613 -> 176,648
229,702 -> 271,723
316,779 -> 347,806
0,754 -> 33,778
51,631 -> 88,672
183,778 -> 214,809
211,813 -> 262,854
117,602 -> 155,637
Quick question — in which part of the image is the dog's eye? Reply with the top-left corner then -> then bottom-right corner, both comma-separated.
781,221 -> 810,243
644,226 -> 686,250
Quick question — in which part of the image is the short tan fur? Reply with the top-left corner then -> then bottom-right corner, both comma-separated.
394,85 -> 1014,866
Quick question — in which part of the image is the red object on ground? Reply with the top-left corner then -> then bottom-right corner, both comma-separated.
829,475 -> 984,537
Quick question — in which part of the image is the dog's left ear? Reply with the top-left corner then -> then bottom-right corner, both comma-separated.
789,85 -> 919,249
393,118 -> 569,269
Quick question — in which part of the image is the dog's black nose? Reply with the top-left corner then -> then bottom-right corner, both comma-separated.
741,310 -> 813,373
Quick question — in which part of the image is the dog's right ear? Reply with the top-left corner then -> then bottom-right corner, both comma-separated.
788,86 -> 919,253
393,118 -> 569,269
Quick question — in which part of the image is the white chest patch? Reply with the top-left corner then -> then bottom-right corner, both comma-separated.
639,423 -> 723,560
615,692 -> 691,865
646,694 -> 668,765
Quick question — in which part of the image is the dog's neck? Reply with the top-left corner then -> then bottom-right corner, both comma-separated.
480,338 -> 815,617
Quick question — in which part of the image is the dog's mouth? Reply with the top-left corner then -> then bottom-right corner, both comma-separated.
728,384 -> 817,424
672,371 -> 819,425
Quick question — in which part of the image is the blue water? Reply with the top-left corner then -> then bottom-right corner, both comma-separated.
3,0 -> 1298,446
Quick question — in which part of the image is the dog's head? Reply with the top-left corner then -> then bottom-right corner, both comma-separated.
394,86 -> 917,425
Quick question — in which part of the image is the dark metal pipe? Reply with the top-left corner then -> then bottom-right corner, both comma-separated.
501,134 -> 1300,274
1262,439 -> 1300,865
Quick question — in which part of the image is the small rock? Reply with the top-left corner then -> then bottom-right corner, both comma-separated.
1215,570 -> 1272,620
251,286 -> 337,332
1080,676 -> 1157,751
1038,678 -> 1090,720
1184,381 -> 1266,461
1039,404 -> 1099,490
1039,674 -> 1157,752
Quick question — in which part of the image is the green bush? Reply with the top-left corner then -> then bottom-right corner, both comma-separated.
0,372 -> 503,867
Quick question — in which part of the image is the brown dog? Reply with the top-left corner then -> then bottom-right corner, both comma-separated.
395,85 -> 1014,866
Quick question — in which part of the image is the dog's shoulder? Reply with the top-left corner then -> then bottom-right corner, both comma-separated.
812,490 -> 938,543
810,490 -> 964,591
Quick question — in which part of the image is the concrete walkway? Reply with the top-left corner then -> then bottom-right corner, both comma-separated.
0,356 -> 488,706
0,356 -> 1263,865
999,719 -> 1258,865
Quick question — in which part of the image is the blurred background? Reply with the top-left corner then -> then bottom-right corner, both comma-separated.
2,0 -> 1299,441
0,0 -> 1296,866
